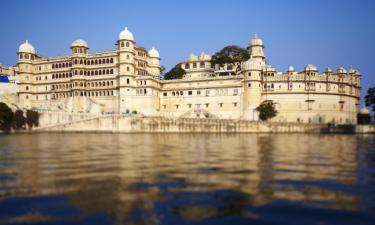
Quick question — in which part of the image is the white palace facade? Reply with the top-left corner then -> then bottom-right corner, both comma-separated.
14,27 -> 361,124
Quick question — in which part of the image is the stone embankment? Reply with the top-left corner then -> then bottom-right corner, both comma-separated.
32,112 -> 375,133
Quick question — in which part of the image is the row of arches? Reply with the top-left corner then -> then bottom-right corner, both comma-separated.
52,62 -> 72,69
73,57 -> 114,65
52,90 -> 114,99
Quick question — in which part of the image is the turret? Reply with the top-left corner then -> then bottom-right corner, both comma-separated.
117,27 -> 136,113
148,47 -> 161,78
17,40 -> 36,109
242,34 -> 266,120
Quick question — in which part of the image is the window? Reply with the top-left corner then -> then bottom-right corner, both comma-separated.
121,42 -> 124,47
127,78 -> 130,84
219,103 -> 223,108
175,104 -> 179,109
185,63 -> 190,69
25,86 -> 29,91
188,104 -> 192,108
127,67 -> 130,72
233,102 -> 237,107
163,92 -> 167,96
126,42 -> 129,47
200,62 -> 205,68
205,103 -> 209,108
248,83 -> 251,87
197,90 -> 201,95
188,91 -> 192,95
205,90 -> 209,96
233,89 -> 238,95
193,63 -> 197,69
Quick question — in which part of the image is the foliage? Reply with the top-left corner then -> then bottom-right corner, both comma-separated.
160,65 -> 166,74
365,87 -> 375,114
256,100 -> 278,121
14,109 -> 26,129
131,110 -> 138,115
211,45 -> 250,66
0,102 -> 14,133
164,64 -> 186,80
26,110 -> 39,129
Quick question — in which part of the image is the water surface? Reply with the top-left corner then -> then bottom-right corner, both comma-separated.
0,133 -> 374,224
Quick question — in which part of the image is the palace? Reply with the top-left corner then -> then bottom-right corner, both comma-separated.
13,27 -> 360,124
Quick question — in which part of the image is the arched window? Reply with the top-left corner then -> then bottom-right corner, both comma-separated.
110,69 -> 113,74
126,42 -> 129,47
52,64 -> 55,69
98,70 -> 102,75
69,62 -> 72,67
95,59 -> 98,65
74,59 -> 77,64
121,42 -> 124,47
98,59 -> 102,64
62,63 -> 65,68
106,58 -> 109,64
87,60 -> 90,65
52,74 -> 55,79
80,59 -> 83,64
110,58 -> 113,63
126,66 -> 130,72
111,81 -> 113,86
74,70 -> 77,75
69,73 -> 72,77
66,63 -> 69,67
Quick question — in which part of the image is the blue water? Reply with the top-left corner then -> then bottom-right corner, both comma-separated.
0,133 -> 374,224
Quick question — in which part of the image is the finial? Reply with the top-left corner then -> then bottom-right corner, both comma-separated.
152,46 -> 155,49
125,27 -> 128,30
26,40 -> 29,43
253,33 -> 259,39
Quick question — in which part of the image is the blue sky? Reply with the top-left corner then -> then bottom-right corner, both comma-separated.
0,0 -> 374,102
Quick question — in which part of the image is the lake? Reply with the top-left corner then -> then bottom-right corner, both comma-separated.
0,133 -> 374,225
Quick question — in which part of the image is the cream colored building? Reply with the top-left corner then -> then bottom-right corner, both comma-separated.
14,27 -> 361,124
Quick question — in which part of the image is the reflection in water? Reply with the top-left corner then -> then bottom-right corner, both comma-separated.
0,134 -> 374,224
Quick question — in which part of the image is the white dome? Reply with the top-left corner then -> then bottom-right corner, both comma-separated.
198,52 -> 211,61
325,67 -> 332,73
337,67 -> 347,73
288,66 -> 295,72
71,39 -> 88,48
119,27 -> 134,41
188,53 -> 198,62
18,40 -> 35,54
359,107 -> 370,114
148,47 -> 160,58
242,58 -> 263,71
305,64 -> 317,71
249,34 -> 263,46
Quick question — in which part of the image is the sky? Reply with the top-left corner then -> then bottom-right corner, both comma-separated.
0,0 -> 374,103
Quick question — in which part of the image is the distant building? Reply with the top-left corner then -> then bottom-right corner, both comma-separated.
13,27 -> 361,124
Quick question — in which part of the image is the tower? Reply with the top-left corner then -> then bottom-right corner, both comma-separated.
148,47 -> 161,78
17,40 -> 36,109
70,39 -> 89,112
242,34 -> 266,120
117,27 -> 136,113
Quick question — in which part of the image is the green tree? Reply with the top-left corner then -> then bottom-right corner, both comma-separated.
164,64 -> 186,80
26,110 -> 39,129
14,109 -> 26,130
160,65 -> 166,74
365,86 -> 375,120
0,102 -> 14,133
256,100 -> 278,121
211,45 -> 250,66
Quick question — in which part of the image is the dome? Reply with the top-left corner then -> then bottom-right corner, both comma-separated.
359,107 -> 370,114
148,47 -> 160,58
242,58 -> 263,71
71,39 -> 88,48
305,64 -> 317,71
288,66 -> 295,72
348,66 -> 358,74
198,52 -> 211,61
119,27 -> 134,41
188,53 -> 198,62
337,67 -> 347,73
249,33 -> 263,46
18,40 -> 35,54
325,67 -> 332,73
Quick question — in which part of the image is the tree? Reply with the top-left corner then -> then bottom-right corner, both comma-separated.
164,64 -> 186,80
160,65 -> 166,75
14,109 -> 26,130
0,102 -> 14,133
365,87 -> 375,120
211,45 -> 250,66
256,100 -> 278,121
26,110 -> 39,129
